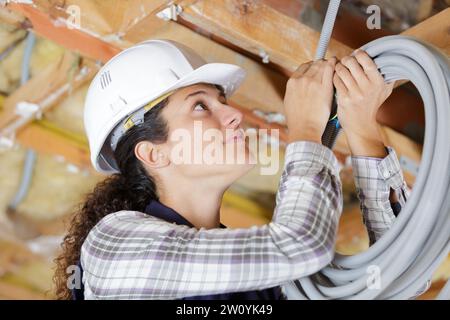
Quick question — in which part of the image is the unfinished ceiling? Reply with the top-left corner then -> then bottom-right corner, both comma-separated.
0,0 -> 448,299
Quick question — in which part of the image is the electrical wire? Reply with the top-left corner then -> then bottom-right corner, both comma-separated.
317,0 -> 341,148
284,0 -> 450,300
8,31 -> 37,212
315,0 -> 341,60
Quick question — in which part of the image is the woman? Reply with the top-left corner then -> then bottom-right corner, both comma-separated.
54,40 -> 409,299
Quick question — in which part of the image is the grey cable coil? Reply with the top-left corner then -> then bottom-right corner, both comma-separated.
285,0 -> 450,300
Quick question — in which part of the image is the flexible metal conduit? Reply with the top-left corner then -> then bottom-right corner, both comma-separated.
285,0 -> 450,300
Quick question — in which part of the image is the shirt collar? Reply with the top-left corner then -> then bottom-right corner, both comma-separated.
144,199 -> 226,229
144,199 -> 194,227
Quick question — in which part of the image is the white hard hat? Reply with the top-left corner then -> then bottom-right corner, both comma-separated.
84,39 -> 246,174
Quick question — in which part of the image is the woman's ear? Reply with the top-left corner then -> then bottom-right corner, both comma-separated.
135,141 -> 170,168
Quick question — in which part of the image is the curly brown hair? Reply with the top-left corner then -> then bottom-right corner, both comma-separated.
53,98 -> 169,299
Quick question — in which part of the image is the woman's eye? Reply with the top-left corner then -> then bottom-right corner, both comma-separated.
193,102 -> 208,111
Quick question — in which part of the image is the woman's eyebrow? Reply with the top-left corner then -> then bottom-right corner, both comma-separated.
184,90 -> 207,101
184,89 -> 226,101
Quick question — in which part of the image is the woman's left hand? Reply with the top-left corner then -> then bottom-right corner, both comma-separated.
333,49 -> 394,157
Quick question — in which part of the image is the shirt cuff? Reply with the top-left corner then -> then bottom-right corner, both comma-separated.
285,141 -> 339,176
376,147 -> 405,190
352,146 -> 405,191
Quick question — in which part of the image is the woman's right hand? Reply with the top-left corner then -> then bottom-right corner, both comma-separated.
283,57 -> 337,144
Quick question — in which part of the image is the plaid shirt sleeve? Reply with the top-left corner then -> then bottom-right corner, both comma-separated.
81,141 -> 343,299
352,147 -> 431,298
351,146 -> 410,245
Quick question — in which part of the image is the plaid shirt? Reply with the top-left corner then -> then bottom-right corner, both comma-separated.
352,146 -> 409,245
81,141 -> 410,299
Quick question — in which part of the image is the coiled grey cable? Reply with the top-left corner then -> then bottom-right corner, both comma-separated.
285,1 -> 450,300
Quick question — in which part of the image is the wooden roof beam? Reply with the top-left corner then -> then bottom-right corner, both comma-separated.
4,1 -> 121,62
177,0 -> 353,76
403,7 -> 450,55
177,1 -> 449,77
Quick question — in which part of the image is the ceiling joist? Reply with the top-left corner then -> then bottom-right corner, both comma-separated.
178,0 -> 353,75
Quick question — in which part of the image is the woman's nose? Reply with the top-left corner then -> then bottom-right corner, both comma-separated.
219,105 -> 243,129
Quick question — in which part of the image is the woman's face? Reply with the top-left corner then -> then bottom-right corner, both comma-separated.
158,83 -> 255,181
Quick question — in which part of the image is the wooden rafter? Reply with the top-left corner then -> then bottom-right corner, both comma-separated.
6,1 -> 121,62
16,121 -> 91,170
177,1 -> 449,76
403,7 -> 450,55
178,0 -> 353,75
5,0 -> 202,61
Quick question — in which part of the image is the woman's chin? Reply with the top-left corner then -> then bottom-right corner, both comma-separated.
209,159 -> 255,181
